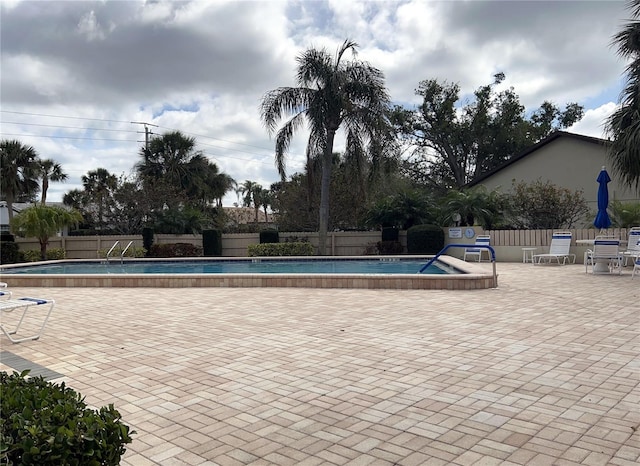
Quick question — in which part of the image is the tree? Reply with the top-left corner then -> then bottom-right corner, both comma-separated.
38,159 -> 68,204
505,180 -> 589,229
604,0 -> 640,193
395,73 -> 584,189
257,188 -> 272,223
0,140 -> 40,221
135,131 -> 210,208
82,168 -> 117,230
239,180 -> 263,223
11,204 -> 82,260
260,39 -> 392,254
363,190 -> 435,230
441,187 -> 507,229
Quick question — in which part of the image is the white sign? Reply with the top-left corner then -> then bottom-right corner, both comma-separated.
448,228 -> 462,239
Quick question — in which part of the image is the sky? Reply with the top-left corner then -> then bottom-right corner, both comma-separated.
0,0 -> 630,206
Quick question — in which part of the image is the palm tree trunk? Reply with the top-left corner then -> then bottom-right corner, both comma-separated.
40,239 -> 47,261
318,131 -> 336,255
41,178 -> 49,204
6,194 -> 15,222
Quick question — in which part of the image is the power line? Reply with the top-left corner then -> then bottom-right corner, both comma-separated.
0,109 -> 131,124
0,132 -> 138,143
1,109 -> 283,154
1,121 -> 138,134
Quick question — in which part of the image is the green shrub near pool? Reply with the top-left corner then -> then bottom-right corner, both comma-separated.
248,242 -> 315,256
0,371 -> 134,465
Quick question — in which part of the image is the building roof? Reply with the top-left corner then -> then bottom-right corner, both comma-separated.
466,131 -> 608,188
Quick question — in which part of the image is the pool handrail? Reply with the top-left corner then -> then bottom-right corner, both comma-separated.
419,244 -> 498,288
106,241 -> 120,263
120,241 -> 134,263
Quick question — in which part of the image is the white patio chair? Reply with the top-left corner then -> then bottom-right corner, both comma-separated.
533,231 -> 575,265
0,295 -> 55,343
585,237 -> 623,275
633,258 -> 640,279
463,235 -> 491,262
622,227 -> 640,266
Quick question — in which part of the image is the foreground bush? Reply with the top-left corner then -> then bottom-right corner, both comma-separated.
0,371 -> 134,465
248,242 -> 315,256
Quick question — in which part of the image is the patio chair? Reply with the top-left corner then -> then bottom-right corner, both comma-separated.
533,231 -> 575,265
633,258 -> 640,279
585,237 -> 623,275
0,294 -> 55,343
622,227 -> 640,266
463,235 -> 491,262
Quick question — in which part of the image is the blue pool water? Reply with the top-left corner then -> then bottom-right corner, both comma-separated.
1,258 -> 456,275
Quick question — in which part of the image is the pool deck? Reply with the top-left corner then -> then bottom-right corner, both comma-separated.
1,262 -> 638,465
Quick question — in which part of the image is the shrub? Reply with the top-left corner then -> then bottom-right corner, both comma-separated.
0,371 -> 134,465
0,241 -> 19,264
202,230 -> 222,256
142,227 -> 154,257
148,243 -> 203,257
22,248 -> 67,262
610,200 -> 640,228
381,227 -> 399,242
506,180 -> 588,229
45,248 -> 66,260
248,242 -> 315,256
406,224 -> 445,254
377,240 -> 403,254
259,229 -> 280,244
97,246 -> 145,259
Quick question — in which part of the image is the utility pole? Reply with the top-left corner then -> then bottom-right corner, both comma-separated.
130,121 -> 158,150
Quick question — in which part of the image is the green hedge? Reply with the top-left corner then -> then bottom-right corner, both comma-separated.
0,371 -> 134,465
259,230 -> 280,244
406,224 -> 444,254
381,227 -> 399,242
0,241 -> 20,264
202,230 -> 222,256
142,228 -> 154,257
148,243 -> 203,257
247,242 -> 315,257
22,248 -> 67,262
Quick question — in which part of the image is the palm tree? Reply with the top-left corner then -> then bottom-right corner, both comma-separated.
135,131 -> 210,207
11,204 -> 82,260
0,140 -> 40,221
605,0 -> 640,193
260,39 -> 392,254
38,159 -> 68,204
82,168 -> 117,230
239,180 -> 262,223
258,188 -> 272,222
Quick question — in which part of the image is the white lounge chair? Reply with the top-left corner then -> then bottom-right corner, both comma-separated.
585,237 -> 623,275
463,235 -> 491,262
622,227 -> 640,266
533,231 -> 575,265
0,295 -> 55,343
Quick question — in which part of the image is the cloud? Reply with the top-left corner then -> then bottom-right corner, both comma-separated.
0,0 -> 629,204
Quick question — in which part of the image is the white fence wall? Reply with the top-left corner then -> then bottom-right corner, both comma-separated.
10,227 -> 636,263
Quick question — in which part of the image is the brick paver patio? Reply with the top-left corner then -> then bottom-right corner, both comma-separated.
1,263 -> 638,465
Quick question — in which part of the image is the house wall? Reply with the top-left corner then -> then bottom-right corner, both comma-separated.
474,137 -> 639,211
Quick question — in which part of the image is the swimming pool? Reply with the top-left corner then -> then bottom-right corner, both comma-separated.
1,258 -> 451,275
0,256 -> 497,289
